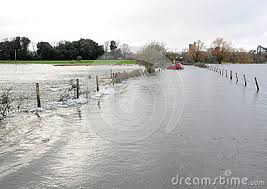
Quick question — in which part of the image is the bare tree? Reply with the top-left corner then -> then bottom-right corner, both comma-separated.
211,38 -> 232,64
136,41 -> 170,73
226,48 -> 253,63
121,43 -> 130,59
104,41 -> 110,60
116,41 -> 120,49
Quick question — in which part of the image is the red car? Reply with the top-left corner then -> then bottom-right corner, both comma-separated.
167,63 -> 184,70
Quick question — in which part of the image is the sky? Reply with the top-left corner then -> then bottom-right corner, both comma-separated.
1,0 -> 267,51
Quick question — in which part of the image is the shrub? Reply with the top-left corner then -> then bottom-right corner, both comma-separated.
194,63 -> 208,68
76,56 -> 83,61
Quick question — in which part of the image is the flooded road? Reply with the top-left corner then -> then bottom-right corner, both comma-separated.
0,64 -> 266,188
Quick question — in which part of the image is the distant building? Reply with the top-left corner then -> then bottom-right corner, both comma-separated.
189,42 -> 196,50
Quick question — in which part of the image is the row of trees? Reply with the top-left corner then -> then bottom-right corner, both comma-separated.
136,39 -> 259,72
101,41 -> 133,60
1,36 -> 264,63
0,37 -> 135,61
184,38 -> 256,64
0,37 -> 32,60
0,37 -> 106,60
37,39 -> 104,60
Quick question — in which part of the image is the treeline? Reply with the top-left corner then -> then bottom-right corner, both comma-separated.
167,38 -> 266,64
185,38 -> 255,64
1,36 -> 264,63
0,37 -> 107,60
0,37 -> 32,60
37,39 -> 104,60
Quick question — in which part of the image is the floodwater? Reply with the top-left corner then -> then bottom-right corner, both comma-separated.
0,64 -> 266,189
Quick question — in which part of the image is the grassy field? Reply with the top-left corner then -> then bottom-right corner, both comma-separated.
0,60 -> 137,65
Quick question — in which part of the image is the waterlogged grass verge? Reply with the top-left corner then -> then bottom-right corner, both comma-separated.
0,60 -> 137,65
194,63 -> 208,68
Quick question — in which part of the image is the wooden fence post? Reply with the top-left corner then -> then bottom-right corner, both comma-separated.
235,73 -> 238,83
86,76 -> 89,99
230,70 -> 233,80
36,82 -> 41,108
96,76 -> 99,92
76,79 -> 79,99
254,77 -> 259,91
226,70 -> 228,78
112,73 -> 115,86
243,74 -> 247,87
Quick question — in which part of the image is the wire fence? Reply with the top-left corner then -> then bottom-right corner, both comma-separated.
207,65 -> 267,92
0,68 -> 145,119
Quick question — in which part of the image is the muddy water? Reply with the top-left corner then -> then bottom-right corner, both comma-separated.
0,64 -> 266,188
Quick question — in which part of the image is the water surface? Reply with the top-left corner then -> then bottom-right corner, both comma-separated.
0,64 -> 266,188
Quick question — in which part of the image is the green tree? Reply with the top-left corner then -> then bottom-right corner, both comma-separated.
110,40 -> 117,51
37,42 -> 57,60
0,36 -> 31,60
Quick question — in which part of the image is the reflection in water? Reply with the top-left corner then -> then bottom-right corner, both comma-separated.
84,71 -> 184,144
0,65 -> 266,188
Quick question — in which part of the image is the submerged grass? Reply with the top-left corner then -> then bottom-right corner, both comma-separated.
193,63 -> 208,68
0,60 -> 137,65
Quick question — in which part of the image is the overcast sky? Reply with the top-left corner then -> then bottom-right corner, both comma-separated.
1,0 -> 267,51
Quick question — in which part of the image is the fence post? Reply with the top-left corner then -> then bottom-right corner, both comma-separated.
226,70 -> 228,78
86,76 -> 89,99
235,73 -> 238,83
110,69 -> 113,78
96,76 -> 99,92
76,79 -> 79,99
112,73 -> 115,86
243,74 -> 247,87
230,70 -> 232,80
36,82 -> 41,108
254,77 -> 259,91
